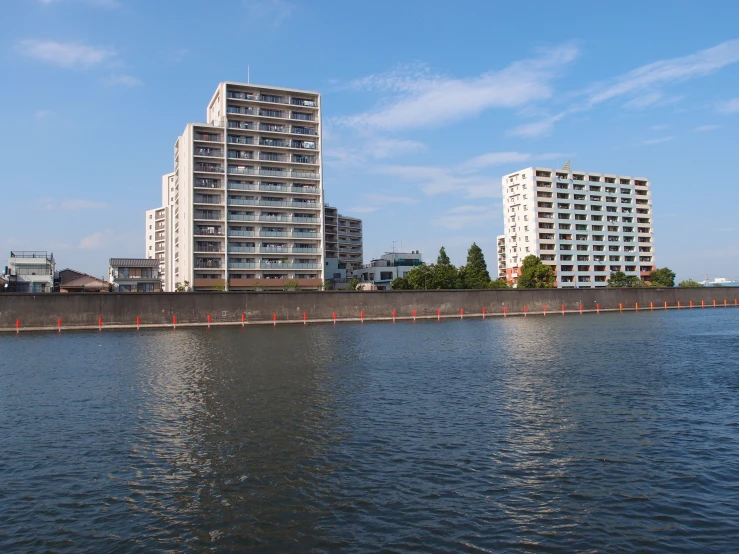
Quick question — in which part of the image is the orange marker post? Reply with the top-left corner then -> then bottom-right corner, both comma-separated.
58,318 -> 62,332
635,302 -> 639,312
173,315 -> 177,329
503,306 -> 507,318
413,309 -> 417,322
664,302 -> 668,310
303,312 -> 307,325
136,316 -> 140,330
689,301 -> 693,309
361,310 -> 365,323
392,309 -> 396,323
524,306 -> 527,317
724,300 -> 728,308
677,301 -> 681,309
460,308 -> 464,320
713,300 -> 717,308
543,305 -> 547,316
207,314 -> 211,328
596,304 -> 600,314
482,307 -> 486,320
701,300 -> 704,308
579,303 -> 583,315
241,313 -> 246,326
333,311 -> 337,325
15,319 -> 20,333
98,317 -> 103,331
437,309 -> 440,321
273,313 -> 277,326
619,303 -> 623,313
561,304 -> 565,315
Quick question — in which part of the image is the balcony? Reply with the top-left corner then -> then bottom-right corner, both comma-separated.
227,92 -> 256,101
227,106 -> 254,115
293,231 -> 319,238
228,121 -> 255,130
292,140 -> 317,149
259,124 -> 287,133
291,112 -> 314,121
194,163 -> 223,173
228,246 -> 256,253
228,136 -> 254,145
228,262 -> 257,269
195,227 -> 224,236
228,229 -> 254,237
259,109 -> 286,118
195,133 -> 222,142
227,181 -> 256,191
260,153 -> 287,162
259,215 -> 289,222
195,259 -> 222,269
261,231 -> 289,237
194,195 -> 221,204
195,178 -> 221,189
194,211 -> 221,220
227,197 -> 257,205
293,216 -> 320,223
292,170 -> 319,179
195,243 -> 223,253
292,155 -> 317,164
228,166 -> 256,175
259,168 -> 289,177
291,126 -> 317,135
293,247 -> 319,253
260,138 -> 288,147
227,151 -> 254,160
259,200 -> 289,207
228,213 -> 256,221
260,246 -> 288,253
194,147 -> 223,157
260,94 -> 287,104
291,98 -> 317,107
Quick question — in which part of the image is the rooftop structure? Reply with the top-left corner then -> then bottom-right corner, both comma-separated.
108,258 -> 161,292
4,251 -> 56,293
324,204 -> 363,270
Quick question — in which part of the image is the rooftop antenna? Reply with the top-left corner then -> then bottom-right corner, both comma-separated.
562,160 -> 571,172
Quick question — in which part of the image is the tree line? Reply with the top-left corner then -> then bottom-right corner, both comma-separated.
391,243 -> 509,290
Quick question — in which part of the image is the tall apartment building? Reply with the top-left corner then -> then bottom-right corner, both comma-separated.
501,167 -> 654,288
324,204 -> 363,270
148,82 -> 324,291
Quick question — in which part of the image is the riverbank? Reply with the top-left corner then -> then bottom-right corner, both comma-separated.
1,288 -> 737,332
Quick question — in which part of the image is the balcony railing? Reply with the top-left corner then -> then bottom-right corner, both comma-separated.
195,227 -> 224,236
291,98 -> 317,107
292,141 -> 317,149
227,152 -> 254,159
228,246 -> 256,252
228,262 -> 257,269
194,163 -> 223,173
228,229 -> 254,236
260,139 -> 288,147
228,167 -> 256,175
261,231 -> 288,237
291,126 -> 317,135
195,244 -> 223,253
228,136 -> 254,145
228,121 -> 255,130
260,109 -> 285,118
293,231 -> 319,237
293,247 -> 319,253
227,106 -> 254,115
261,262 -> 319,269
195,133 -> 222,142
292,170 -> 319,179
260,247 -> 288,253
291,113 -> 314,121
260,200 -> 289,207
293,217 -> 320,223
195,260 -> 222,269
194,147 -> 222,157
227,214 -> 256,221
194,212 -> 221,220
259,215 -> 289,222
194,196 -> 221,204
259,124 -> 286,133
195,179 -> 221,188
227,182 -> 256,190
292,155 -> 317,164
227,198 -> 257,205
260,153 -> 287,162
260,169 -> 289,177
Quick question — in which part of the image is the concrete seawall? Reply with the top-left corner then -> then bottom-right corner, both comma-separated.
1,288 -> 737,332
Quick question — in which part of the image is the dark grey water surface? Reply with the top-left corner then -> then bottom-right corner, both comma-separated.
1,310 -> 739,552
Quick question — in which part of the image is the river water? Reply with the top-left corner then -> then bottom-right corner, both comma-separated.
1,310 -> 738,552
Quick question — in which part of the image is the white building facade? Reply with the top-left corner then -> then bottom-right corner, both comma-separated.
4,251 -> 55,293
501,167 -> 654,288
350,251 -> 424,291
149,82 -> 324,291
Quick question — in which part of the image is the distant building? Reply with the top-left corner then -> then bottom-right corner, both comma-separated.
145,205 -> 170,291
496,235 -> 506,280
108,258 -> 161,292
351,251 -> 424,291
4,251 -> 56,293
60,273 -> 110,293
324,204 -> 363,271
501,166 -> 654,288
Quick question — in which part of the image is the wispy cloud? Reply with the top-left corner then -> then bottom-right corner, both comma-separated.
35,109 -> 52,119
345,206 -> 379,214
640,136 -> 674,145
717,97 -> 739,113
78,231 -> 108,250
363,193 -> 418,205
38,198 -> 109,211
693,124 -> 721,132
437,204 -> 500,230
460,151 -> 532,173
510,38 -> 739,137
16,39 -> 115,68
650,124 -> 670,130
102,74 -> 143,86
363,138 -> 426,160
245,0 -> 294,27
337,45 -> 579,131
585,38 -> 739,107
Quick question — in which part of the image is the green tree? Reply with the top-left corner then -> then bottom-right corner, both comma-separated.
174,280 -> 189,292
348,277 -> 360,290
405,264 -> 434,289
678,278 -> 702,287
609,272 -> 645,287
391,277 -> 410,290
432,246 -> 459,289
488,278 -> 509,289
284,279 -> 300,291
517,255 -> 555,288
460,242 -> 491,289
649,267 -> 676,288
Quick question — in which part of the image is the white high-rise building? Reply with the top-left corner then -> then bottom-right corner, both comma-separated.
148,82 -> 324,291
501,167 -> 655,288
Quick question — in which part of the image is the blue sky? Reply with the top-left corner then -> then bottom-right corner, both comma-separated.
2,0 -> 738,281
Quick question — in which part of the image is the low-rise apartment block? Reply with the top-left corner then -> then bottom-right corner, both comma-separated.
351,251 -> 423,291
148,82 -> 324,292
496,235 -> 506,280
501,167 -> 654,288
109,258 -> 161,292
3,251 -> 56,293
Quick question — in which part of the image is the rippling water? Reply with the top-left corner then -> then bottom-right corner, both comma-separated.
1,309 -> 739,552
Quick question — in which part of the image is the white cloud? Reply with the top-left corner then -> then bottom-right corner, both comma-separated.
37,198 -> 109,211
245,0 -> 293,26
437,205 -> 499,230
717,97 -> 739,113
35,109 -> 51,119
78,231 -> 108,250
623,91 -> 664,109
508,113 -> 566,138
460,151 -> 531,173
345,206 -> 379,214
364,138 -> 426,160
693,124 -> 721,132
363,194 -> 418,205
16,39 -> 114,68
337,45 -> 579,131
102,74 -> 143,86
586,38 -> 739,106
640,136 -> 674,145
650,124 -> 669,130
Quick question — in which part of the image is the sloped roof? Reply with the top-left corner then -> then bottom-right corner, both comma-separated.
60,274 -> 109,288
109,258 -> 159,268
